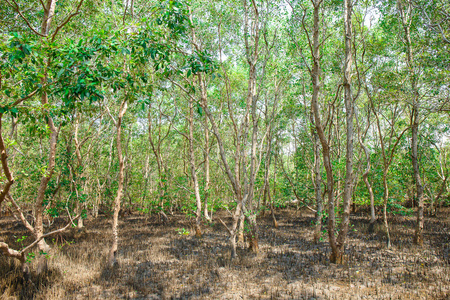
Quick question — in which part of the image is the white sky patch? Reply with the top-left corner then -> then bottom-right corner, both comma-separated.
364,6 -> 381,29
283,0 -> 293,18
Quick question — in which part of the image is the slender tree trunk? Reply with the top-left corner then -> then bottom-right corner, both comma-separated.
199,74 -> 211,221
189,11 -> 210,224
237,212 -> 245,245
188,83 -> 203,238
267,181 -> 278,228
335,0 -> 355,263
382,171 -> 391,248
203,98 -> 244,258
397,0 -> 424,245
308,103 -> 323,243
244,70 -> 259,252
199,0 -> 267,259
74,114 -> 84,228
312,128 -> 323,243
108,100 -> 128,267
412,108 -> 424,245
261,113 -> 274,218
240,0 -> 262,253
33,0 -> 58,275
363,149 -> 376,231
0,114 -> 15,208
308,0 -> 340,263
230,202 -> 242,258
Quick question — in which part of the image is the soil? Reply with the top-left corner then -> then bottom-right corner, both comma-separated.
1,208 -> 449,299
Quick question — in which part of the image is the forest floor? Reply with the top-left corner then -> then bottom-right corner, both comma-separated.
1,207 -> 449,299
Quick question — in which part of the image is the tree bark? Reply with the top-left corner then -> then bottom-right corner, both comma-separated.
188,80 -> 203,238
33,0 -> 58,275
73,113 -> 84,228
397,0 -> 424,246
307,0 -> 340,263
310,113 -> 323,244
0,114 -> 15,208
198,73 -> 211,221
108,100 -> 128,267
335,0 -> 355,263
382,171 -> 392,248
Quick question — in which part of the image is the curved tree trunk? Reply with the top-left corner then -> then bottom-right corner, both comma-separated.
0,114 -> 15,209
34,0 -> 58,275
108,100 -> 128,267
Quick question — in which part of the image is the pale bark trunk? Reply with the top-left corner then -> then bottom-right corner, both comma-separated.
312,125 -> 323,243
382,171 -> 391,248
336,0 -> 354,260
308,86 -> 323,243
398,0 -> 424,245
198,73 -> 211,221
412,108 -> 424,245
199,0 -> 266,259
203,69 -> 244,259
108,101 -> 128,267
363,147 -> 376,228
189,10 -> 211,223
188,84 -> 203,238
230,202 -> 242,259
241,0 -> 261,253
41,0 -> 57,36
35,86 -> 57,274
261,100 -> 274,216
73,114 -> 84,228
237,213 -> 245,245
187,11 -> 204,233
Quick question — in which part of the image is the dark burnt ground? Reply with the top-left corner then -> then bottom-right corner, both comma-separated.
1,208 -> 449,299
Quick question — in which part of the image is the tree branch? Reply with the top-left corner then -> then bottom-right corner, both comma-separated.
10,88 -> 40,107
218,218 -> 232,235
5,0 -> 47,37
51,0 -> 85,42
7,194 -> 34,233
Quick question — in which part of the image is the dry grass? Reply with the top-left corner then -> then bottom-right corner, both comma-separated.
1,208 -> 450,299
